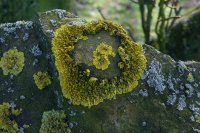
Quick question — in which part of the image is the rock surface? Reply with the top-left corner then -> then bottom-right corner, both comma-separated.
167,9 -> 200,61
0,9 -> 200,133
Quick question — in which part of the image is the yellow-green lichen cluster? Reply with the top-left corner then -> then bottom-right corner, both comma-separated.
0,48 -> 25,76
52,19 -> 147,106
40,110 -> 71,133
195,116 -> 200,123
0,102 -> 22,132
93,43 -> 116,70
33,71 -> 52,90
187,73 -> 194,82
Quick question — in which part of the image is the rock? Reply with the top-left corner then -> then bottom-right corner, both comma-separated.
0,9 -> 200,133
167,9 -> 200,61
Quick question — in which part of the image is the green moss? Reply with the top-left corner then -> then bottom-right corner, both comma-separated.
33,71 -> 52,90
40,110 -> 71,133
52,19 -> 147,106
0,102 -> 22,132
0,48 -> 24,76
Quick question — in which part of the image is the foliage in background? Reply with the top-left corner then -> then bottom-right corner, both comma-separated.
131,0 -> 181,52
75,0 -> 144,41
0,0 -> 37,23
37,0 -> 74,13
0,0 -> 74,23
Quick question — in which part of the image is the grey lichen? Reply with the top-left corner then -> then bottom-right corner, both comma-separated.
177,60 -> 188,74
177,95 -> 186,111
50,20 -> 57,27
194,83 -> 199,88
54,90 -> 64,108
145,59 -> 166,94
167,75 -> 176,92
25,21 -> 33,30
55,9 -> 66,19
20,95 -> 26,100
166,93 -> 177,106
32,59 -> 39,66
46,29 -> 54,37
3,26 -> 16,34
189,104 -> 200,116
185,83 -> 194,97
197,92 -> 200,98
23,33 -> 29,41
138,89 -> 148,97
30,44 -> 42,56
0,21 -> 33,36
0,37 -> 5,44
142,121 -> 147,127
193,127 -> 200,133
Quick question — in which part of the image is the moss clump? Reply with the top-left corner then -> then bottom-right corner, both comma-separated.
0,48 -> 24,76
40,110 -> 71,133
52,19 -> 147,106
33,71 -> 52,90
93,43 -> 116,70
0,102 -> 22,132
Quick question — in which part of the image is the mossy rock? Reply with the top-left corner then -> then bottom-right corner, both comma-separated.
167,9 -> 200,61
51,19 -> 147,106
0,10 -> 200,133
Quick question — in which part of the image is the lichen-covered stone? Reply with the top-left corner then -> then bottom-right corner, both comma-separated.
52,19 -> 147,106
0,10 -> 200,133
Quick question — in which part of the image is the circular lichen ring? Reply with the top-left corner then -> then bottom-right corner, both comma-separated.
52,19 -> 147,107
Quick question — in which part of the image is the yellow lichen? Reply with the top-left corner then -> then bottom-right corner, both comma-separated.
0,48 -> 25,76
82,36 -> 88,40
187,73 -> 194,82
52,19 -> 147,106
195,116 -> 200,123
0,102 -> 22,132
93,43 -> 115,70
33,71 -> 52,90
40,110 -> 71,133
89,77 -> 98,83
84,69 -> 90,77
